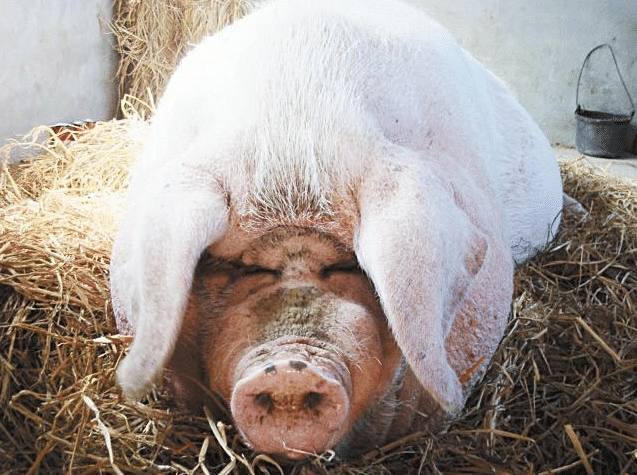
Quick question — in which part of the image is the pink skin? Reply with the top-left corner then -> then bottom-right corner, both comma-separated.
231,343 -> 352,457
163,225 -> 501,459
170,227 -> 404,459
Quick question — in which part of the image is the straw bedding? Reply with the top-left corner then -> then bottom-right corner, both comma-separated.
1,116 -> 636,474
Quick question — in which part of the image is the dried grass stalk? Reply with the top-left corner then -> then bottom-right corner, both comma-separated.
1,123 -> 636,474
111,0 -> 253,116
1,107 -> 147,315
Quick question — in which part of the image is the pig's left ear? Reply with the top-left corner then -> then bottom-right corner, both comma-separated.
110,171 -> 229,401
354,152 -> 512,417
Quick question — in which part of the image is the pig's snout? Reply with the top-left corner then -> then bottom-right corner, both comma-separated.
231,355 -> 352,459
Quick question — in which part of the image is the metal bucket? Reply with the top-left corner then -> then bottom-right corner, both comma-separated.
574,44 -> 635,158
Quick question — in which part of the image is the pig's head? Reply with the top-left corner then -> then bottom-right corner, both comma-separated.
175,227 -> 403,459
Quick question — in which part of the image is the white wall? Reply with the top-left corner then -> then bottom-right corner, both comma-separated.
404,0 -> 637,150
0,1 -> 117,147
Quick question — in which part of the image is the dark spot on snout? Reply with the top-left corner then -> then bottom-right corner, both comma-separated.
264,364 -> 277,374
303,391 -> 323,410
254,392 -> 275,413
289,360 -> 307,371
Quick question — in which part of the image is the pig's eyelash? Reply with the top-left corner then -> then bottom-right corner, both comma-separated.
319,263 -> 361,279
233,263 -> 282,278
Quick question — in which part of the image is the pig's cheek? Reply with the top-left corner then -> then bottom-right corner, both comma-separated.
201,277 -> 280,399
163,298 -> 208,411
326,276 -> 402,390
204,309 -> 260,401
337,303 -> 403,422
347,342 -> 399,420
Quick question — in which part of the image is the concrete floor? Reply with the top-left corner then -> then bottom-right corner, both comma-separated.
553,144 -> 637,187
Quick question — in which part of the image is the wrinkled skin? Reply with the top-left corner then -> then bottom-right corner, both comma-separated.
110,0 -> 563,461
170,227 -> 433,458
149,222 -> 505,459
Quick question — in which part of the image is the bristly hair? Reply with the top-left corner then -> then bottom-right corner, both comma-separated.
226,6 -> 391,227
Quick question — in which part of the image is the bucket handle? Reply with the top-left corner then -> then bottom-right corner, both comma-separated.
576,44 -> 635,118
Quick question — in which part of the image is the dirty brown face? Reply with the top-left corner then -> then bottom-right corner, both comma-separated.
177,227 -> 403,459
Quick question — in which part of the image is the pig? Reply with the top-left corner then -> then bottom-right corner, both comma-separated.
110,0 -> 563,460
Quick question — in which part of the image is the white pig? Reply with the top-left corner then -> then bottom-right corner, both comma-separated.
110,0 -> 563,460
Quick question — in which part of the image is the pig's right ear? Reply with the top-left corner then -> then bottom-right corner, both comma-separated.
110,170 -> 229,401
354,152 -> 510,417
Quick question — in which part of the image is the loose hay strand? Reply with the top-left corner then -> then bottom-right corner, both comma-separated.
564,424 -> 594,475
573,315 -> 623,364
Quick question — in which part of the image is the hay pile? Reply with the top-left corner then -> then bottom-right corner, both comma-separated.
1,115 -> 636,474
111,0 -> 252,116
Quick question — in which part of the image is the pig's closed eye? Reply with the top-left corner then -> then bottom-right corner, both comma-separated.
319,264 -> 361,279
236,264 -> 282,278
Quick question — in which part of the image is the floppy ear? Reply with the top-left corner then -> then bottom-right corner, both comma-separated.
354,151 -> 512,416
110,166 -> 228,401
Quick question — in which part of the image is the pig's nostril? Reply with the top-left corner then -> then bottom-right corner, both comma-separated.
254,392 -> 275,413
303,391 -> 323,410
232,353 -> 352,458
